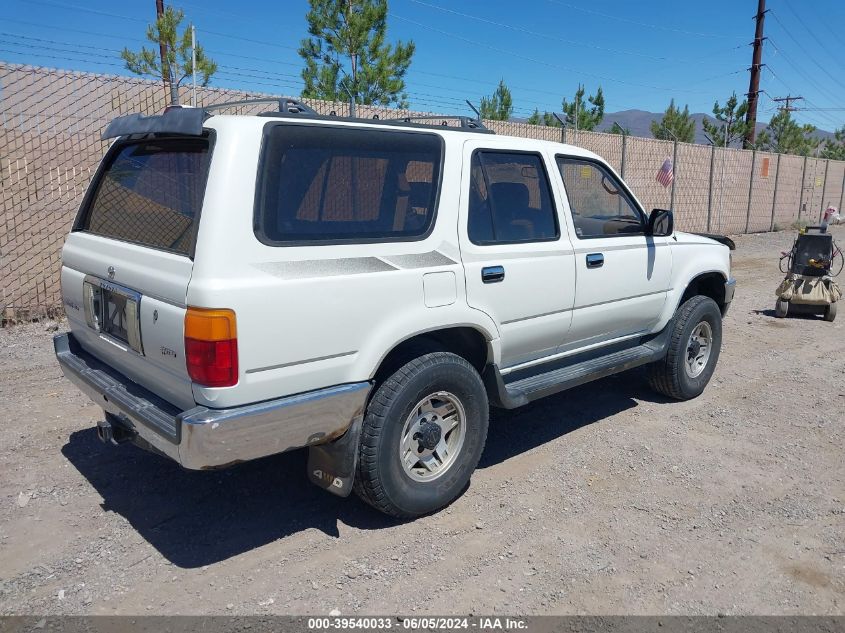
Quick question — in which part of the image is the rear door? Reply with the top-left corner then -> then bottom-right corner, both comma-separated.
458,140 -> 576,368
60,135 -> 212,410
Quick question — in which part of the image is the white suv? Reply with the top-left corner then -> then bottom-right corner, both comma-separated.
54,100 -> 735,517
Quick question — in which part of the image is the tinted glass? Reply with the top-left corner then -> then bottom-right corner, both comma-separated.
80,137 -> 210,255
256,125 -> 442,243
468,151 -> 558,245
557,158 -> 644,238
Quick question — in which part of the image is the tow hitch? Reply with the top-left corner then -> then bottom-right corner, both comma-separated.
96,415 -> 136,445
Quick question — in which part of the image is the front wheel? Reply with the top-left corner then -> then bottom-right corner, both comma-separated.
824,302 -> 837,322
354,352 -> 489,518
648,296 -> 723,401
775,299 -> 789,318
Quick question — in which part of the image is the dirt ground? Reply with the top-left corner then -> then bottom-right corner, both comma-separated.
1,227 -> 843,616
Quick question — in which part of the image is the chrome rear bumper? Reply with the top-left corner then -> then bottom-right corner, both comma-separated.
54,333 -> 371,469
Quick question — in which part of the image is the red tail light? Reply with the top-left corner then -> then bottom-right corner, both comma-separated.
184,308 -> 238,388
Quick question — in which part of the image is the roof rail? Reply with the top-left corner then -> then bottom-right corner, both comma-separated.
204,96 -> 317,115
379,114 -> 492,133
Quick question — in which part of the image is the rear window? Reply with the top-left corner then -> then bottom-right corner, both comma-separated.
78,137 -> 211,256
255,124 -> 443,244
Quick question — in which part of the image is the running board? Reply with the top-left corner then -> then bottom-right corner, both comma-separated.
483,329 -> 671,410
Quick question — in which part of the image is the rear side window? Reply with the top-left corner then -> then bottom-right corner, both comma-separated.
468,151 -> 558,245
255,124 -> 442,244
79,137 -> 210,256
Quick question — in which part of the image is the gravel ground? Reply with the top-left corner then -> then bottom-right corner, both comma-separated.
1,227 -> 843,616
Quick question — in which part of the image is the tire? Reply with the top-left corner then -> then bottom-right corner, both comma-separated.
354,352 -> 489,518
775,299 -> 789,318
824,301 -> 837,322
648,295 -> 723,401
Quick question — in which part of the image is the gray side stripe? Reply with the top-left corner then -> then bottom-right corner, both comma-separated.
247,350 -> 357,374
254,257 -> 397,280
381,251 -> 457,269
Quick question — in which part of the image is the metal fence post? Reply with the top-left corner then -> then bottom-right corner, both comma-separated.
745,149 -> 757,233
706,144 -> 716,232
798,155 -> 808,219
818,159 -> 830,222
839,165 -> 845,213
769,153 -> 781,231
620,131 -> 627,179
670,140 -> 678,210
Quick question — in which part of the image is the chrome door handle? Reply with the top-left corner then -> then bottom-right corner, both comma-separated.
586,253 -> 604,269
481,266 -> 505,283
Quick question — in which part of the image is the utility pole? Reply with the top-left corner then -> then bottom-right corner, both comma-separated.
744,0 -> 767,149
155,0 -> 169,93
191,24 -> 197,107
771,95 -> 803,112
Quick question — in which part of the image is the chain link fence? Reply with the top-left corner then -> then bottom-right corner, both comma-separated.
2,61 -> 845,321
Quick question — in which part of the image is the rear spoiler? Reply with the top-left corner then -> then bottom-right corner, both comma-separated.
693,233 -> 736,250
101,108 -> 206,140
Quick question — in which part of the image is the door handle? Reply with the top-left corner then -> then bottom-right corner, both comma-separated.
586,253 -> 604,269
481,265 -> 505,284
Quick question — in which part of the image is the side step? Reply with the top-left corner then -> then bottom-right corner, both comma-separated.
483,331 -> 671,410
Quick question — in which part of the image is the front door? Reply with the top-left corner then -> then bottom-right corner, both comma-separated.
459,142 -> 576,368
555,156 -> 672,350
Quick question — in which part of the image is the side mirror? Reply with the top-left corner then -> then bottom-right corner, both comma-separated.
648,208 -> 674,237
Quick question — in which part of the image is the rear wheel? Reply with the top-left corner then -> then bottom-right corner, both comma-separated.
354,352 -> 488,518
648,296 -> 723,401
824,301 -> 837,322
775,299 -> 789,318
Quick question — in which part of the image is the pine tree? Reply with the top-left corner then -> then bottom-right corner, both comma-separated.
299,0 -> 414,108
820,125 -> 845,160
527,108 -> 561,127
121,7 -> 216,105
651,99 -> 695,143
754,110 -> 818,156
702,93 -> 752,147
480,79 -> 513,121
561,85 -> 604,131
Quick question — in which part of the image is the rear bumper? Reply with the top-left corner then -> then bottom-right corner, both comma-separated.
54,333 -> 371,469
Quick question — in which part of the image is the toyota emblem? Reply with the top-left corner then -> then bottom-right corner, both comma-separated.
107,266 -> 116,279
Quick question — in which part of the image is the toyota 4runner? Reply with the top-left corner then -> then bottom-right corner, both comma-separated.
54,100 -> 736,518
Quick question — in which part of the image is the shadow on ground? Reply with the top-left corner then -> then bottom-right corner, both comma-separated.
62,371 -> 663,568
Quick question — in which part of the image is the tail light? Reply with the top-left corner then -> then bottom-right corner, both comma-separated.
184,307 -> 238,388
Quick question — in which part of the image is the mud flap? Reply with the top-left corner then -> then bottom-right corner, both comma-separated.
306,416 -> 363,498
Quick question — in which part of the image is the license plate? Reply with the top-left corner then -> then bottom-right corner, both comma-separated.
83,276 -> 144,355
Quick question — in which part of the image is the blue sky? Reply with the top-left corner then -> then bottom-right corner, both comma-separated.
2,0 -> 843,131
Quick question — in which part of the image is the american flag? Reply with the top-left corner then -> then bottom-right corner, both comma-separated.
656,158 -> 674,188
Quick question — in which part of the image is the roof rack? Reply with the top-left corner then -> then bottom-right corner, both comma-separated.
204,96 -> 317,115
378,114 -> 491,133
203,96 -> 493,134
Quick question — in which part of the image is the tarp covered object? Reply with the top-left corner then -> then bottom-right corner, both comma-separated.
776,274 -> 842,305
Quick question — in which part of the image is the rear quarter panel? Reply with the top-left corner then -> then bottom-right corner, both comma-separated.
190,117 -> 498,408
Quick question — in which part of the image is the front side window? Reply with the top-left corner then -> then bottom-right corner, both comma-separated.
256,124 -> 442,244
468,151 -> 558,245
557,157 -> 644,238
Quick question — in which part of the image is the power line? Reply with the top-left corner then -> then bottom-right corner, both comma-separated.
780,0 -> 845,71
389,12 -> 730,94
768,10 -> 842,88
543,0 -> 746,39
409,0 -> 743,65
